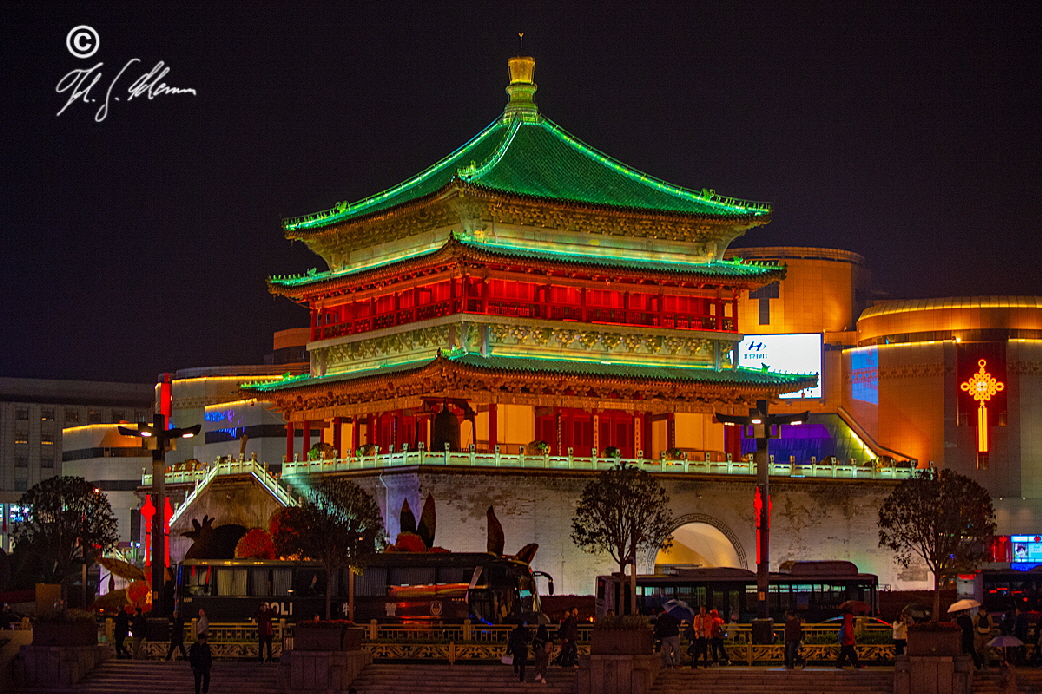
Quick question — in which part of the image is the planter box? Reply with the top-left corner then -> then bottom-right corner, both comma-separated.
591,629 -> 654,655
907,628 -> 962,656
33,621 -> 98,647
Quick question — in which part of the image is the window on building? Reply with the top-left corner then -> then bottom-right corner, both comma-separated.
14,478 -> 27,492
40,456 -> 54,468
15,407 -> 28,420
88,409 -> 102,424
40,434 -> 54,446
14,456 -> 28,468
66,409 -> 80,423
758,298 -> 771,325
14,432 -> 28,445
40,408 -> 54,421
112,410 -> 125,422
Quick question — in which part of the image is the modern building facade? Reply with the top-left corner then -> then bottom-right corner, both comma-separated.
0,377 -> 153,551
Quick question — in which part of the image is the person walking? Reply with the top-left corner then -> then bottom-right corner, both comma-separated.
784,610 -> 803,669
709,608 -> 729,666
254,602 -> 276,662
687,605 -> 710,668
532,623 -> 553,683
974,606 -> 995,669
507,619 -> 531,683
131,607 -> 147,659
957,609 -> 981,668
114,606 -> 131,659
189,632 -> 213,694
167,609 -> 187,661
654,608 -> 681,668
892,612 -> 910,657
559,608 -> 578,667
1014,607 -> 1030,665
835,609 -> 863,669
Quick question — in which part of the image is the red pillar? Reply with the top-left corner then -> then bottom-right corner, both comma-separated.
285,423 -> 294,462
332,417 -> 343,457
488,404 -> 498,450
302,420 -> 310,461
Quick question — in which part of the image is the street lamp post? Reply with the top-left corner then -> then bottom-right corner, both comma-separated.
716,399 -> 806,644
120,413 -> 200,617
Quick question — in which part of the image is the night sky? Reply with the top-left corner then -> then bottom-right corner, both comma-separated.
2,2 -> 1039,384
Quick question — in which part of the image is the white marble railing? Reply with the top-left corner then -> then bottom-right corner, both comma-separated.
144,451 -> 914,494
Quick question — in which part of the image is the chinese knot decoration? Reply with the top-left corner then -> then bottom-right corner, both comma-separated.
960,359 -> 1004,462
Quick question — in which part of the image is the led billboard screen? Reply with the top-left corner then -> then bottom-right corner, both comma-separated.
737,333 -> 822,399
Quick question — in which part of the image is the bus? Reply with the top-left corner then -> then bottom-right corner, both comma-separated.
595,561 -> 878,622
963,567 -> 1042,612
176,552 -> 552,624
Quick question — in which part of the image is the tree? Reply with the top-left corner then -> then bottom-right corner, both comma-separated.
878,469 -> 996,621
571,464 -> 674,614
11,476 -> 119,602
272,478 -> 384,620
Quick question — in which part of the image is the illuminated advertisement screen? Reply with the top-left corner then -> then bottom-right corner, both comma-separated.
737,333 -> 822,399
1011,535 -> 1042,566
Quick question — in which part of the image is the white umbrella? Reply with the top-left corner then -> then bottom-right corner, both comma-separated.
947,599 -> 981,613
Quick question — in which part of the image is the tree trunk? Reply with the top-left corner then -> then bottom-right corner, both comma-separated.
933,570 -> 941,623
325,563 -> 334,620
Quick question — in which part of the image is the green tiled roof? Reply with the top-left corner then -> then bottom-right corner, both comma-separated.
268,235 -> 782,290
244,352 -> 813,393
284,116 -> 770,232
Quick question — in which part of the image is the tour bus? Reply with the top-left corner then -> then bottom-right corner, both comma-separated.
595,561 -> 878,622
177,552 -> 552,624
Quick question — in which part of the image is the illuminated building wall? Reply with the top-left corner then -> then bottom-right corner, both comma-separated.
61,424 -> 152,546
854,297 -> 1042,512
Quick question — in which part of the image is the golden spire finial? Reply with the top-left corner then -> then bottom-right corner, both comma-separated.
504,47 -> 538,121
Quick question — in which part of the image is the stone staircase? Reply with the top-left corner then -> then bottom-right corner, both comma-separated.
650,665 -> 894,694
349,662 -> 578,693
973,666 -> 1042,693
27,660 -> 281,693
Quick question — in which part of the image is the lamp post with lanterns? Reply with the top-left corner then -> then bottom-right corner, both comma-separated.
715,399 -> 807,644
119,414 -> 200,617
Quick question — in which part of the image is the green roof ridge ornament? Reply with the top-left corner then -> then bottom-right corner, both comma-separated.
503,55 -> 539,122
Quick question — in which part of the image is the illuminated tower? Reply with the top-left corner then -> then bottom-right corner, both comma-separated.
250,57 -> 812,460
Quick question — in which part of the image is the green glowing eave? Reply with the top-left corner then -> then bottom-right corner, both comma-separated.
244,353 -> 813,394
267,237 -> 781,289
283,117 -> 770,232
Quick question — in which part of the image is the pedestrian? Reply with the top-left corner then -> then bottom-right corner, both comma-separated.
189,632 -> 213,694
999,651 -> 1018,694
507,619 -> 531,683
131,607 -> 147,659
196,608 -> 209,640
892,612 -> 909,657
653,607 -> 681,668
709,608 -> 729,666
254,602 -> 276,662
957,609 -> 981,668
532,623 -> 553,683
784,609 -> 803,669
1014,607 -> 1030,665
974,607 -> 995,669
167,609 -> 187,661
687,605 -> 710,668
835,609 -> 863,669
559,608 -> 578,667
114,605 -> 131,659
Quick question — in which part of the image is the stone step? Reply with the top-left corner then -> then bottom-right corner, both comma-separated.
43,661 -> 280,694
351,663 -> 577,693
651,666 -> 893,694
